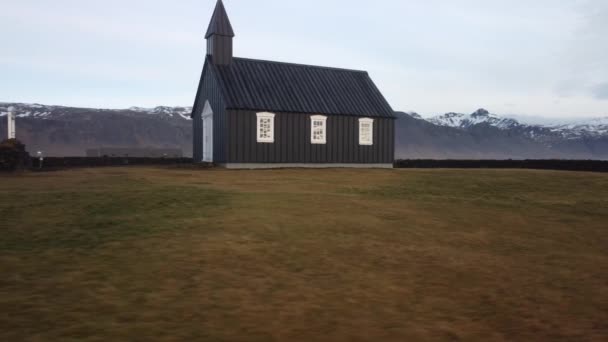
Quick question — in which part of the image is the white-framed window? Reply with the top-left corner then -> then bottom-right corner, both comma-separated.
256,112 -> 275,143
310,115 -> 327,144
359,118 -> 374,145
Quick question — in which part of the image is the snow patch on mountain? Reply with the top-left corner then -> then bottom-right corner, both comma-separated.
0,103 -> 192,120
549,117 -> 608,138
405,111 -> 423,119
125,106 -> 192,119
428,109 -> 520,129
128,106 -> 154,112
426,109 -> 608,140
505,114 -> 588,126
0,103 -> 59,118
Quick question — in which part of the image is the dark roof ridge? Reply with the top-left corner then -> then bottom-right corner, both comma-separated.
224,107 -> 391,117
232,56 -> 369,74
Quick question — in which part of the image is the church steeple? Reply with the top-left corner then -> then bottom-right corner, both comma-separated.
205,0 -> 234,65
205,0 -> 234,39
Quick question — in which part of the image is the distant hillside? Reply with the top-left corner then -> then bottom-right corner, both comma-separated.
397,110 -> 608,159
0,103 -> 192,156
1,103 -> 607,159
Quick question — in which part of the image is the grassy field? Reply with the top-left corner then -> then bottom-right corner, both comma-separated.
1,167 -> 607,341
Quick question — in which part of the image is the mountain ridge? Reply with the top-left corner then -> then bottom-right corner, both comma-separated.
0,102 -> 193,156
1,102 -> 607,159
426,108 -> 608,138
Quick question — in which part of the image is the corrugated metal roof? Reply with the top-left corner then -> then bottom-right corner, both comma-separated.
205,0 -> 235,38
210,57 -> 395,118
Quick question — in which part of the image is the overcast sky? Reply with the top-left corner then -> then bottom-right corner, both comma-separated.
1,0 -> 606,118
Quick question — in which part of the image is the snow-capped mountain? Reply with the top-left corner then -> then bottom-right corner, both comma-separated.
127,106 -> 193,120
1,102 -> 607,159
0,102 -> 193,157
0,103 -> 193,120
550,117 -> 608,139
429,109 -> 521,130
397,110 -> 608,160
0,103 -> 59,118
425,108 -> 608,139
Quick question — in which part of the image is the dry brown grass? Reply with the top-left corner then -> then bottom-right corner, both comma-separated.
1,167 -> 608,341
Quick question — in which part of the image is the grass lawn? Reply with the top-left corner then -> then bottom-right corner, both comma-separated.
1,167 -> 607,341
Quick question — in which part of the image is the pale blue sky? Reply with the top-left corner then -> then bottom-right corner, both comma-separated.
1,0 -> 606,118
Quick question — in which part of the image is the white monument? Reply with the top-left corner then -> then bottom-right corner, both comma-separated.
7,106 -> 16,139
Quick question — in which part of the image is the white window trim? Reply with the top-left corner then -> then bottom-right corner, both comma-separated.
359,118 -> 374,146
256,112 -> 276,143
310,115 -> 327,145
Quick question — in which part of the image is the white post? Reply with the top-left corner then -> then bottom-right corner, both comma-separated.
7,106 -> 16,139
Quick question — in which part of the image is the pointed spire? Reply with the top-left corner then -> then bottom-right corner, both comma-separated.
205,0 -> 235,38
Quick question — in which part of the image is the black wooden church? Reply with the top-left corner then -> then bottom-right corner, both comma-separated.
191,0 -> 395,168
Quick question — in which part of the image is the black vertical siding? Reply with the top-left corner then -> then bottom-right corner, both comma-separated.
192,62 -> 227,163
226,110 -> 394,164
207,35 -> 233,65
192,106 -> 202,162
